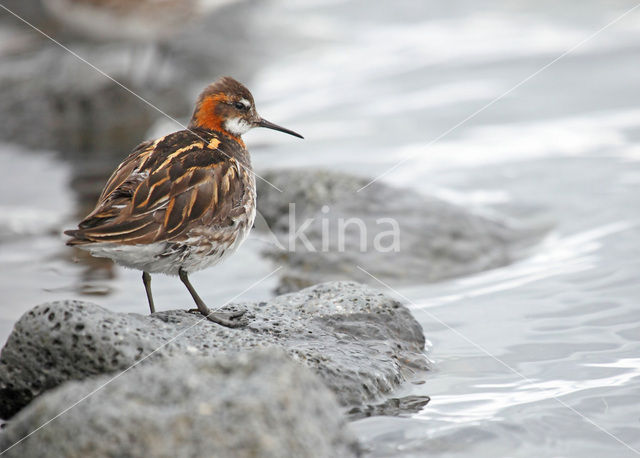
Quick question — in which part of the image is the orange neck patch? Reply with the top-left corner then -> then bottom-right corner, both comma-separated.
192,95 -> 226,132
191,94 -> 246,148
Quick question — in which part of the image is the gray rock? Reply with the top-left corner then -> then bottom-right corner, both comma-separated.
0,1 -> 255,157
0,348 -> 360,458
347,395 -> 431,421
0,43 -> 189,155
0,281 -> 426,419
256,169 -> 550,293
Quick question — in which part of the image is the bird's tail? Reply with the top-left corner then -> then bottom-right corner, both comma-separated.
63,229 -> 91,246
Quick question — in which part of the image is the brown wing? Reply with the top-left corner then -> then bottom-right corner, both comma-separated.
65,131 -> 247,246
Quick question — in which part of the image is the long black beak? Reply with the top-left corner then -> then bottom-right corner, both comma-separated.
256,118 -> 304,139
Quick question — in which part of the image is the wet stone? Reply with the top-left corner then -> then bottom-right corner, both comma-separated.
255,168 -> 550,294
347,395 -> 431,421
0,281 -> 427,419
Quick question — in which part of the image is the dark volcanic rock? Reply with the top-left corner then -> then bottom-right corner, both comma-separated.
256,168 -> 550,293
0,281 -> 426,419
347,395 -> 431,421
0,349 -> 360,458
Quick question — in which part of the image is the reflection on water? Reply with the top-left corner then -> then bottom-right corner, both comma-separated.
1,0 -> 640,456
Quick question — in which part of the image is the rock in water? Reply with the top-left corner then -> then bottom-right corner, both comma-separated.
0,44 -> 188,155
0,349 -> 360,458
0,281 -> 427,419
255,168 -> 550,293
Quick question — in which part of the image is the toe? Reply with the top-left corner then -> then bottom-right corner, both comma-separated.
201,309 -> 249,328
228,309 -> 246,319
206,313 -> 248,328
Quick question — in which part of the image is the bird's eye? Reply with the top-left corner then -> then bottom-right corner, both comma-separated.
234,101 -> 247,110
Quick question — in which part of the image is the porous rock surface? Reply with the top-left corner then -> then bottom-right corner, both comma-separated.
0,281 -> 426,419
0,349 -> 360,458
256,168 -> 549,293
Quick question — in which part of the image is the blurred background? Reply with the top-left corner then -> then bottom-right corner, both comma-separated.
1,0 -> 640,456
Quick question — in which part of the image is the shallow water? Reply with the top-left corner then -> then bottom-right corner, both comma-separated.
1,0 -> 640,456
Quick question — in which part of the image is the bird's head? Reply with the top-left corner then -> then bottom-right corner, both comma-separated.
188,76 -> 303,140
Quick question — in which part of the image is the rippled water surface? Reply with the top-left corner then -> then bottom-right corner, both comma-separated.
1,0 -> 640,456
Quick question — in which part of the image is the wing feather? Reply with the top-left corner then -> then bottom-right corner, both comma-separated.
65,130 -> 247,246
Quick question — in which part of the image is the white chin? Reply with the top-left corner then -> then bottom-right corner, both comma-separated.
224,118 -> 252,136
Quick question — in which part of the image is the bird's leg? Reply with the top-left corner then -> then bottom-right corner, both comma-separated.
178,268 -> 246,328
142,271 -> 155,314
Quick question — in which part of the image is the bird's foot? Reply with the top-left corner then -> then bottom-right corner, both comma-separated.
205,309 -> 248,328
187,308 -> 247,328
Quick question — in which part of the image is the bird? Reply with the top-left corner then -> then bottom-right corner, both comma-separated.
65,76 -> 303,328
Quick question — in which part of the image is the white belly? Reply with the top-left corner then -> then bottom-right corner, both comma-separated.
82,211 -> 255,276
82,178 -> 257,276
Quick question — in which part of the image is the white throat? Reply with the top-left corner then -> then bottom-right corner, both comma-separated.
224,118 -> 252,136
